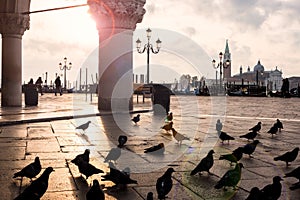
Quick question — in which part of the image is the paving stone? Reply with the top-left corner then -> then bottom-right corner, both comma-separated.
27,138 -> 60,152
0,127 -> 28,138
0,146 -> 25,160
1,95 -> 300,199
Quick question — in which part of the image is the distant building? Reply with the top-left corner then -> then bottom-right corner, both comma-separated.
288,76 -> 300,89
228,60 -> 283,91
223,39 -> 231,79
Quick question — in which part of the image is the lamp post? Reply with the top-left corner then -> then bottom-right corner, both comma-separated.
136,28 -> 162,84
59,57 -> 72,90
212,52 -> 230,92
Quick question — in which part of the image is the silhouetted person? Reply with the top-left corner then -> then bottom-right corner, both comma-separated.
28,78 -> 34,84
54,76 -> 62,96
35,77 -> 43,95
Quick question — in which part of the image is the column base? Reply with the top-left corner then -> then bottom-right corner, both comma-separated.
98,97 -> 133,112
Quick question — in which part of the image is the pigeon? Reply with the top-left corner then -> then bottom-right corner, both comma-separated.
219,147 -> 244,164
260,176 -> 283,200
284,166 -> 300,183
245,187 -> 262,200
249,122 -> 262,132
290,182 -> 300,190
242,140 -> 260,158
156,168 -> 175,200
86,179 -> 105,200
239,131 -> 258,141
190,150 -> 214,175
216,119 -> 223,132
274,147 -> 299,167
146,192 -> 154,200
13,156 -> 41,181
166,112 -> 173,122
104,147 -> 121,163
131,114 -> 140,125
71,149 -> 90,166
117,135 -> 128,148
77,160 -> 104,180
14,167 -> 54,200
161,122 -> 173,132
144,143 -> 165,154
171,128 -> 190,145
76,121 -> 91,133
214,163 -> 244,190
267,124 -> 278,137
275,119 -> 283,132
218,131 -> 235,143
101,163 -> 137,187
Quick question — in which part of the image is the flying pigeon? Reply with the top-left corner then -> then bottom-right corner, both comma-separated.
242,140 -> 260,158
267,124 -> 278,137
131,114 -> 140,125
144,143 -> 165,154
275,119 -> 283,132
245,187 -> 262,200
101,163 -> 137,187
218,131 -> 235,143
274,147 -> 299,167
71,149 -> 90,166
104,147 -> 121,163
216,119 -> 223,132
77,160 -> 104,180
13,156 -> 41,181
86,179 -> 105,200
284,166 -> 300,184
165,112 -> 173,122
161,122 -> 173,132
249,122 -> 262,132
214,163 -> 244,190
239,131 -> 258,141
260,176 -> 283,200
76,121 -> 91,133
156,168 -> 175,200
146,192 -> 154,200
171,128 -> 190,145
219,147 -> 244,164
118,135 -> 128,148
190,150 -> 214,175
14,167 -> 54,200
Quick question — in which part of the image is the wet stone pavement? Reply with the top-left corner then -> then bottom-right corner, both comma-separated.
0,93 -> 300,199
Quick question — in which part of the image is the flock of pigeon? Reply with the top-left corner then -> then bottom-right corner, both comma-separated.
214,119 -> 300,200
11,112 -> 299,200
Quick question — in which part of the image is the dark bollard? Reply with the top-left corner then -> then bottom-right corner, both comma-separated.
24,84 -> 38,106
152,84 -> 172,115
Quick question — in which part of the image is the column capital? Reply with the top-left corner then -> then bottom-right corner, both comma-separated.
0,13 -> 30,36
88,0 -> 146,31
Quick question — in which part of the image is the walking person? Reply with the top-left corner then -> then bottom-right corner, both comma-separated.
35,77 -> 43,95
54,76 -> 62,96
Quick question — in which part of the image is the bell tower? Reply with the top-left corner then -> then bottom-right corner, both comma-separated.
223,39 -> 231,79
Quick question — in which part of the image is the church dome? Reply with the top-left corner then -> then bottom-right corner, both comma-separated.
254,60 -> 264,72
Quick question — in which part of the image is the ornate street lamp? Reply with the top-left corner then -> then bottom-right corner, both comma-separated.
212,52 -> 230,91
136,28 -> 161,84
59,57 -> 72,90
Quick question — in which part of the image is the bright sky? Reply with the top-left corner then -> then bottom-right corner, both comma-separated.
1,0 -> 300,85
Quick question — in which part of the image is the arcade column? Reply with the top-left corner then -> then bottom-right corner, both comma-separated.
0,0 -> 30,107
88,0 -> 146,112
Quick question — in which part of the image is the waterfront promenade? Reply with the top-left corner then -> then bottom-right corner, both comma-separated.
0,93 -> 299,199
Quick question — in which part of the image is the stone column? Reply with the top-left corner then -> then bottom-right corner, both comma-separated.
88,0 -> 146,112
0,0 -> 31,106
